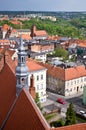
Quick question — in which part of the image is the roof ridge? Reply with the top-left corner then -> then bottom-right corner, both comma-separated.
0,96 -> 17,130
23,88 -> 50,130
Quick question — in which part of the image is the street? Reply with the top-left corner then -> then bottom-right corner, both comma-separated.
45,91 -> 86,116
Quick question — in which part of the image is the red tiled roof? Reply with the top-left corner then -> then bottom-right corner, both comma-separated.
65,65 -> 86,80
50,123 -> 86,130
26,58 -> 46,72
21,34 -> 32,40
34,30 -> 48,36
0,63 -> 16,127
38,63 -> 86,81
0,39 -> 10,43
38,63 -> 65,80
11,29 -> 17,33
11,20 -> 22,25
78,42 -> 86,48
2,24 -> 9,31
6,50 -> 15,57
6,56 -> 46,73
0,48 -> 5,54
4,88 -> 49,130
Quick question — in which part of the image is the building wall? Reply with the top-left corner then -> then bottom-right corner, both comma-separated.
47,74 -> 86,96
35,54 -> 47,63
28,69 -> 47,103
65,76 -> 86,96
31,44 -> 54,53
47,75 -> 65,95
31,44 -> 41,52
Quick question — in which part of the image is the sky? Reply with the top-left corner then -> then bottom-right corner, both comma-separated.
0,0 -> 86,12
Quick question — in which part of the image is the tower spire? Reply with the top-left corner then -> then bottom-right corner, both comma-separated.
16,37 -> 29,96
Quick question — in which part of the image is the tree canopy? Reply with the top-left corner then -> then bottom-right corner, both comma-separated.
65,102 -> 76,125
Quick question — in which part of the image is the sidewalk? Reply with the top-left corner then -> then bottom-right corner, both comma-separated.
41,98 -> 54,107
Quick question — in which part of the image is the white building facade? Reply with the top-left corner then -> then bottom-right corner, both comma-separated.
28,69 -> 47,103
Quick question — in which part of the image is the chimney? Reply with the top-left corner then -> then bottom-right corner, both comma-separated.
30,24 -> 36,38
29,74 -> 36,100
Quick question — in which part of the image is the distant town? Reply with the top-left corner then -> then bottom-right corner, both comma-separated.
0,11 -> 86,130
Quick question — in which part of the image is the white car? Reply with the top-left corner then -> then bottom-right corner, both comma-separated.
79,110 -> 85,114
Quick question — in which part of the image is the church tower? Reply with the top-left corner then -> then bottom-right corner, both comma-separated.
16,37 -> 29,95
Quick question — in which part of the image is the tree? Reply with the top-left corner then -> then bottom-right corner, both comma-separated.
50,119 -> 65,127
53,46 -> 68,60
35,93 -> 42,110
65,102 -> 76,125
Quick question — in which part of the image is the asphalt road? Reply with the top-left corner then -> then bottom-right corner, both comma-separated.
47,91 -> 86,115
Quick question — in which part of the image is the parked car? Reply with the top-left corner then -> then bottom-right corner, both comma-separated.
79,110 -> 86,118
79,110 -> 85,114
56,98 -> 66,105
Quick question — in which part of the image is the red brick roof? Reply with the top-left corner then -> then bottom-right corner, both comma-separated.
38,63 -> 86,81
0,63 -> 16,127
20,34 -> 32,40
4,88 -> 49,130
50,123 -> 86,130
65,65 -> 86,80
5,55 -> 46,73
78,42 -> 86,48
0,59 -> 86,130
26,58 -> 46,72
34,30 -> 48,36
6,50 -> 15,57
2,24 -> 9,31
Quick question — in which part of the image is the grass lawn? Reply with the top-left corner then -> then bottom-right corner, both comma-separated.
45,113 -> 57,120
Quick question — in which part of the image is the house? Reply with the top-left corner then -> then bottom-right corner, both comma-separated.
38,62 -> 86,96
28,39 -> 54,53
30,51 -> 47,63
17,29 -> 31,36
0,37 -> 86,130
30,25 -> 48,39
77,42 -> 86,56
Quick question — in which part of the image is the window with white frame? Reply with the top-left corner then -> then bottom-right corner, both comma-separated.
40,84 -> 43,89
37,85 -> 39,90
41,92 -> 43,96
37,75 -> 39,81
81,78 -> 83,82
84,78 -> 86,81
41,74 -> 43,80
67,82 -> 69,86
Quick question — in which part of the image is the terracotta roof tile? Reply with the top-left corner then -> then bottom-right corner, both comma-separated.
4,88 -> 49,130
38,63 -> 65,80
11,20 -> 22,25
21,34 -> 32,40
0,63 -> 16,127
26,58 -> 46,72
2,24 -> 9,31
65,65 -> 86,80
38,63 -> 86,81
34,30 -> 48,36
5,56 -> 46,73
50,123 -> 86,130
78,42 -> 86,48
